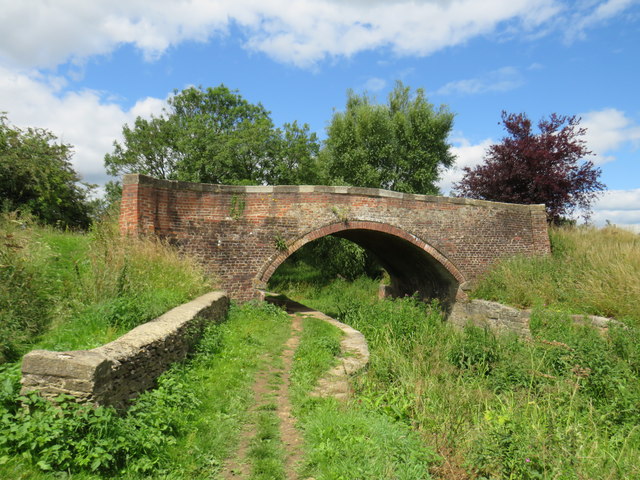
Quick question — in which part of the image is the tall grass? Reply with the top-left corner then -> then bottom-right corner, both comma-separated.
276,265 -> 640,478
474,225 -> 640,324
0,211 -> 212,358
273,226 -> 640,477
291,315 -> 440,479
0,213 -> 53,362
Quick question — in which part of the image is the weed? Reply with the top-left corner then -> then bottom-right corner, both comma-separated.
230,194 -> 246,220
273,232 -> 288,252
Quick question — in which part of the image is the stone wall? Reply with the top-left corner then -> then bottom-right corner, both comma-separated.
449,299 -> 622,338
119,174 -> 550,302
21,291 -> 229,409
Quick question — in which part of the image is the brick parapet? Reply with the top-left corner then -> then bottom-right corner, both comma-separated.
119,174 -> 551,301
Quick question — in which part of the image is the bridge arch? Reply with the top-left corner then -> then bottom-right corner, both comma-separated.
257,221 -> 466,305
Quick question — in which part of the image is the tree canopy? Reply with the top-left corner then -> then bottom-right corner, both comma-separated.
105,85 -> 320,186
324,81 -> 455,195
452,112 -> 605,223
0,114 -> 92,229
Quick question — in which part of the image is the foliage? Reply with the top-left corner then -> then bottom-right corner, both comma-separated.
0,212 -> 211,362
0,302 -> 291,478
105,85 -> 321,186
325,81 -> 455,195
291,313 -> 439,479
453,111 -> 605,223
0,366 -> 198,476
472,225 -> 640,324
272,236 -> 383,285
0,113 -> 92,229
0,214 -> 55,363
278,272 -> 640,479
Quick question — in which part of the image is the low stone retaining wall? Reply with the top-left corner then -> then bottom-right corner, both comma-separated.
449,299 -> 621,338
21,291 -> 229,409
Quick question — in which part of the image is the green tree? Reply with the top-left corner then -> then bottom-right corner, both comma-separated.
105,85 -> 321,186
325,81 -> 455,195
0,114 -> 92,229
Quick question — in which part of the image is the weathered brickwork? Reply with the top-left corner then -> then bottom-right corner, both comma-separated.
119,174 -> 551,302
21,292 -> 229,409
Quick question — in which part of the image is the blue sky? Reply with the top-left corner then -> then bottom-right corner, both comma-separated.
1,0 -> 639,229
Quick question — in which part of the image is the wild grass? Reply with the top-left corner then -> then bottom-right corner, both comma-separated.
0,212 -> 212,359
474,225 -> 640,324
290,314 -> 440,479
273,236 -> 640,479
0,302 -> 292,479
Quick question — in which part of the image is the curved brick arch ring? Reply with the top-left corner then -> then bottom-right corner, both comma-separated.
256,220 -> 466,293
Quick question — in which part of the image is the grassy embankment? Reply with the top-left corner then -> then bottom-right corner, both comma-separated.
270,225 -> 640,479
2,216 -> 639,479
0,214 -> 294,478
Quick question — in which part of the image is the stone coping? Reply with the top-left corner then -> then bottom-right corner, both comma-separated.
123,173 -> 546,213
21,291 -> 229,408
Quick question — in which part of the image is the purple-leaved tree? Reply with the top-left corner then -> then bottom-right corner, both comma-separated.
453,111 -> 605,224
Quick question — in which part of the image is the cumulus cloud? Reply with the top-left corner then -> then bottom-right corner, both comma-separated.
0,0 -> 565,69
590,189 -> 640,230
581,108 -> 640,164
0,67 -> 166,186
435,67 -> 524,96
438,137 -> 493,195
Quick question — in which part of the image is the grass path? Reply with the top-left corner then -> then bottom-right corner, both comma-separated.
221,295 -> 370,480
221,308 -> 304,479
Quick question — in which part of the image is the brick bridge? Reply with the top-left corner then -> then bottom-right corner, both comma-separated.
119,174 -> 550,304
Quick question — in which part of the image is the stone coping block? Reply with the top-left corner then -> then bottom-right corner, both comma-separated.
449,299 -> 623,338
21,291 -> 229,409
122,173 -> 546,213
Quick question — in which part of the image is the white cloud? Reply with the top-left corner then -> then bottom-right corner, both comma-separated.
439,137 -> 493,195
435,67 -> 524,96
590,189 -> 640,229
363,77 -> 387,93
0,0 -> 564,69
581,108 -> 640,164
1,1 -> 634,70
0,67 -> 166,186
565,0 -> 639,42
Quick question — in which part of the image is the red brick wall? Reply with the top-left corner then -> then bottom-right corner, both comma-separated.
120,174 -> 550,301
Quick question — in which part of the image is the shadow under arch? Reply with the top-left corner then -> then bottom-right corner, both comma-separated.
256,221 -> 466,307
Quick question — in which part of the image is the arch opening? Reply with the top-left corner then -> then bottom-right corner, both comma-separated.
333,229 -> 460,307
261,223 -> 463,308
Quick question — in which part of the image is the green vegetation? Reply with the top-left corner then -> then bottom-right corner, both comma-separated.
104,85 -> 321,188
0,213 -> 210,362
473,225 -> 640,323
325,81 -> 455,195
248,407 -> 286,480
0,114 -> 94,229
271,226 -> 640,479
0,302 -> 291,479
290,315 -> 440,479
